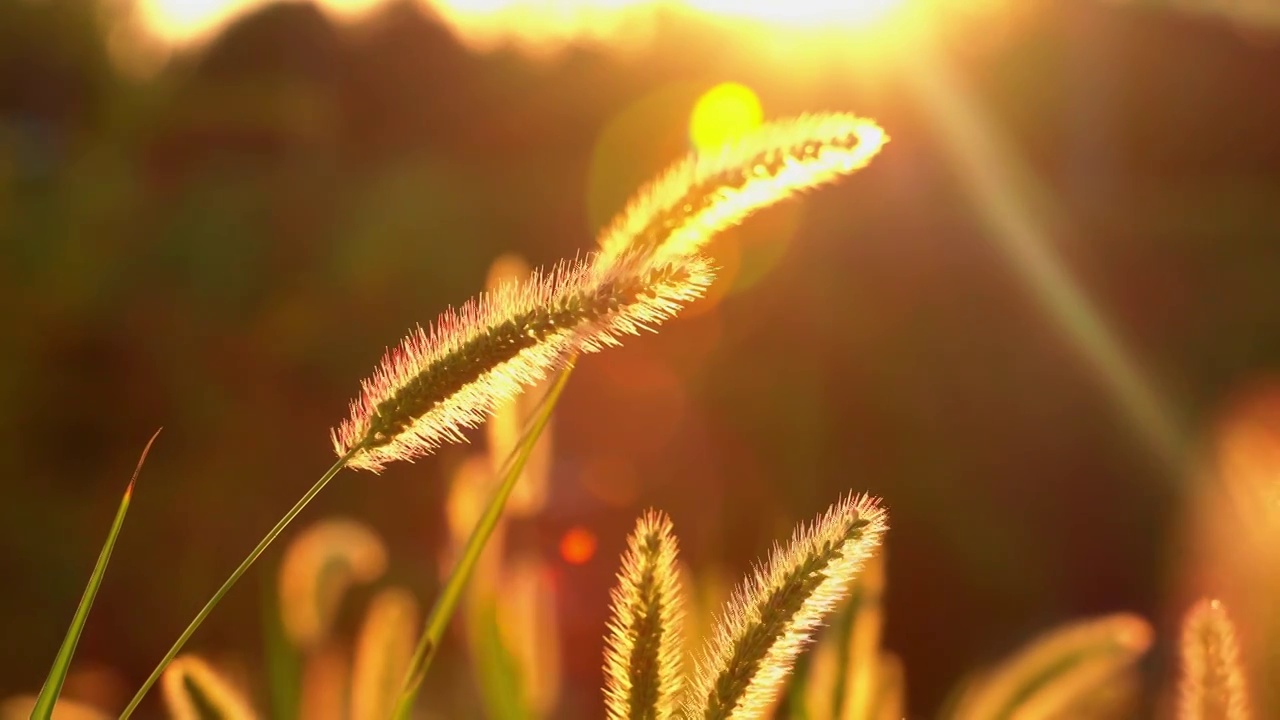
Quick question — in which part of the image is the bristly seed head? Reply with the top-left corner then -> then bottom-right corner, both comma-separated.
596,113 -> 887,271
333,254 -> 714,472
686,494 -> 887,720
604,510 -> 685,720
1180,598 -> 1252,720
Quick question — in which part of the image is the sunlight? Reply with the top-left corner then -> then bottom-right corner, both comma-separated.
134,0 -> 384,46
132,0 -> 916,51
689,82 -> 763,153
900,40 -> 1190,476
683,0 -> 903,28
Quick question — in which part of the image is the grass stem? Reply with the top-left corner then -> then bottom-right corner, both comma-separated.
120,451 -> 354,718
390,358 -> 575,719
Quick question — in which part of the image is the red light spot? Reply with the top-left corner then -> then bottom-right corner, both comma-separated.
559,526 -> 597,565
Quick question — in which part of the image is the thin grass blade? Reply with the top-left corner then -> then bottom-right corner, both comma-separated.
121,451 -> 354,718
30,429 -> 160,720
261,577 -> 301,720
390,360 -> 575,720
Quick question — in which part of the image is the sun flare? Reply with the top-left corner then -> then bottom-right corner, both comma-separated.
131,0 -> 917,51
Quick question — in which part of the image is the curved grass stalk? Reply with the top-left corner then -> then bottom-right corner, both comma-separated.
160,655 -> 258,720
277,518 -> 388,650
951,613 -> 1153,720
120,452 -> 354,718
389,360 -> 575,720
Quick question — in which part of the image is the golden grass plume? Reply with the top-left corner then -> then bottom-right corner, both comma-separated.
1179,598 -> 1252,720
801,548 -> 890,720
160,655 -> 257,720
335,113 -> 888,473
595,113 -> 887,270
277,518 -> 388,649
603,510 -> 685,720
685,493 -> 887,720
332,254 -> 713,471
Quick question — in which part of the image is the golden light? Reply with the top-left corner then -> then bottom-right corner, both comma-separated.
559,526 -> 598,565
130,0 -> 930,53
132,0 -> 386,47
689,82 -> 763,153
683,0 -> 904,28
425,0 -> 657,56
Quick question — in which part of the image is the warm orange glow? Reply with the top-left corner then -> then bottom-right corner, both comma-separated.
559,526 -> 598,565
132,0 -> 928,52
689,82 -> 763,153
134,0 -> 385,46
425,0 -> 656,56
683,0 -> 904,28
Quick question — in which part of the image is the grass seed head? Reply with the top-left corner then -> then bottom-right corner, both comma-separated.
686,493 -> 887,720
596,113 -> 887,270
1180,599 -> 1252,720
333,253 -> 714,472
604,510 -> 686,720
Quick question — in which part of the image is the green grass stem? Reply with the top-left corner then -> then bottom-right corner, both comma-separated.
390,359 -> 575,720
119,450 -> 355,718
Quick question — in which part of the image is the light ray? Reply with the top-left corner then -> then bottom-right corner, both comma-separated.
899,35 -> 1189,475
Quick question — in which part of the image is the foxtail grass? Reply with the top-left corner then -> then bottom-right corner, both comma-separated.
351,588 -> 420,720
277,518 -> 388,650
333,255 -> 713,472
603,510 -> 685,720
1180,599 -> 1252,720
120,453 -> 353,718
391,361 -> 575,719
117,110 -> 888,714
951,612 -> 1153,720
685,494 -> 887,720
485,254 -> 556,517
798,548 -> 889,720
160,655 -> 258,720
595,113 -> 887,270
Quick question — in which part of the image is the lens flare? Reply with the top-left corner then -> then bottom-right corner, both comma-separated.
689,82 -> 763,153
559,526 -> 598,565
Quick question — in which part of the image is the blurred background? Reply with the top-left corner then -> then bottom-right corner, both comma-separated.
3,0 -> 1280,716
